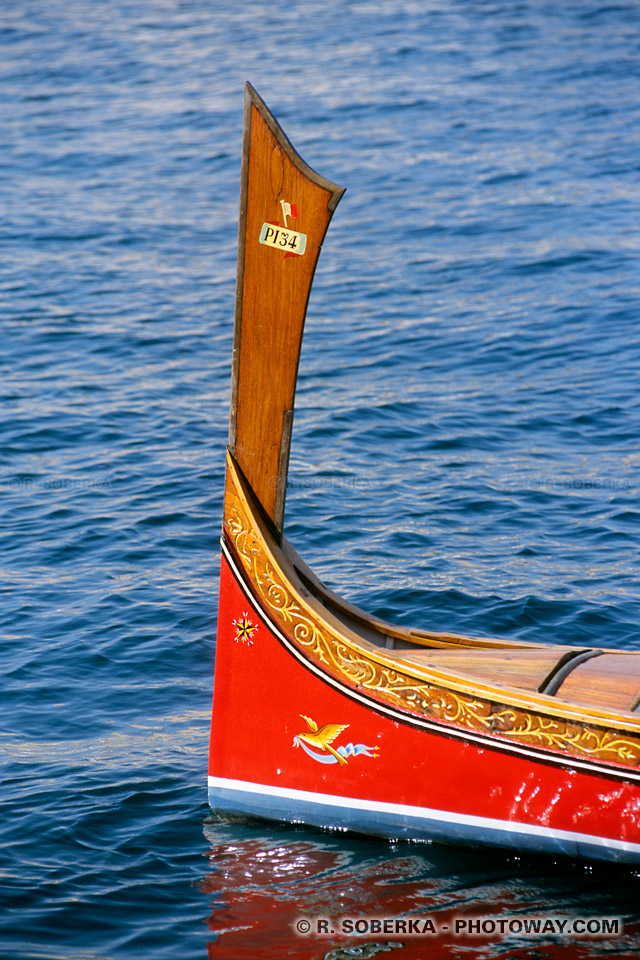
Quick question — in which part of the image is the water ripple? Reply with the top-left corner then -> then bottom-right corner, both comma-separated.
2,1 -> 640,957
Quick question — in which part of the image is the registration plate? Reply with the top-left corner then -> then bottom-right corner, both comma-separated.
259,223 -> 307,256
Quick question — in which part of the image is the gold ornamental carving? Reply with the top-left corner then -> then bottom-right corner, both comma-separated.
224,470 -> 640,773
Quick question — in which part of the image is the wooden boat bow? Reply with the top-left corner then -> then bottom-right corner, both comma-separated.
209,85 -> 640,863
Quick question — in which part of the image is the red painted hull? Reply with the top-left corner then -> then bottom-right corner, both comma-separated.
209,551 -> 640,861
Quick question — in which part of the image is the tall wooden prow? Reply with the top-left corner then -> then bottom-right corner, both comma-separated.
227,83 -> 345,535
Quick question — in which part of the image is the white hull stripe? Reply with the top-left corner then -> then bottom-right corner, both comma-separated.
208,774 -> 640,857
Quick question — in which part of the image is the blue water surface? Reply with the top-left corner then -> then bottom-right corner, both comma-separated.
2,2 -> 640,958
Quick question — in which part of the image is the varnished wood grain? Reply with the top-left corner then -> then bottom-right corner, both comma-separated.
556,653 -> 640,711
229,84 -> 344,532
394,647 -> 584,693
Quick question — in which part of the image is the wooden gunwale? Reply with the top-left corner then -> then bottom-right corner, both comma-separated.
223,451 -> 640,741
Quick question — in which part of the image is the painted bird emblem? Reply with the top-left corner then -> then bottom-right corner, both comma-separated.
293,715 -> 350,766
